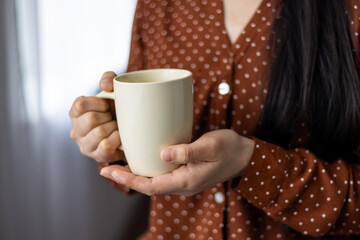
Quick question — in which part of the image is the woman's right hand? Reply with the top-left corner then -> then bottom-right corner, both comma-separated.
69,71 -> 124,163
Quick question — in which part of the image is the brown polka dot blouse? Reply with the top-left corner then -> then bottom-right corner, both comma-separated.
111,0 -> 360,239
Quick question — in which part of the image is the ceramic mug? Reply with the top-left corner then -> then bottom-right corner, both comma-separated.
96,69 -> 193,177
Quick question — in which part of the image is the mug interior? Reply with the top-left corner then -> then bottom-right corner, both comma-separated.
115,69 -> 192,84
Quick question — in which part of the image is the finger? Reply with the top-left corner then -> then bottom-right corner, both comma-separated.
99,162 -> 131,172
99,165 -> 161,195
99,164 -> 132,192
70,96 -> 110,118
71,111 -> 113,139
99,71 -> 117,92
100,164 -> 190,196
160,136 -> 214,165
94,130 -> 123,163
80,120 -> 118,153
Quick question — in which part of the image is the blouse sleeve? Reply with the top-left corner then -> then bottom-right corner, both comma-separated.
234,138 -> 360,237
98,0 -> 146,194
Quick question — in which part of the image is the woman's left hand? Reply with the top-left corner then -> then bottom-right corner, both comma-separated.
100,129 -> 254,196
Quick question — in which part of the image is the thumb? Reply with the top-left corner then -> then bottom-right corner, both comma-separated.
160,144 -> 198,164
99,71 -> 117,92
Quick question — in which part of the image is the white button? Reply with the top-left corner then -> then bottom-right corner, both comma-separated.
214,192 -> 225,204
218,82 -> 230,95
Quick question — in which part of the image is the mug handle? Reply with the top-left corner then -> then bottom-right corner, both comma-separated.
96,91 -> 115,100
96,91 -> 124,151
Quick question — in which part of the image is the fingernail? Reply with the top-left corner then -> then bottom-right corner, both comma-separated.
101,78 -> 112,84
161,148 -> 173,162
100,168 -> 112,178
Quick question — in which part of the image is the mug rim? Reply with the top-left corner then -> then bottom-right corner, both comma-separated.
113,68 -> 192,85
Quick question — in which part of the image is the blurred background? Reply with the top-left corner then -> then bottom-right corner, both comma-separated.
0,0 -> 150,239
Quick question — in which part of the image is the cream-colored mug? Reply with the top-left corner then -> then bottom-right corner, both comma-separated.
96,69 -> 193,177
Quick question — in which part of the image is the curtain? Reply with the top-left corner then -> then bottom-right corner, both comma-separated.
0,0 -> 149,239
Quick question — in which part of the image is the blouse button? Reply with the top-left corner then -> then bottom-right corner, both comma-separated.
214,192 -> 225,204
218,82 -> 230,95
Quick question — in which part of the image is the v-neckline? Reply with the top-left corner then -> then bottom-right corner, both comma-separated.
220,0 -> 267,52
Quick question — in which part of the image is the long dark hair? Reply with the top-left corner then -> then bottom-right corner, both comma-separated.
258,0 -> 360,162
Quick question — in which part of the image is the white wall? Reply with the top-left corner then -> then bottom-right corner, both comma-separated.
38,0 -> 137,120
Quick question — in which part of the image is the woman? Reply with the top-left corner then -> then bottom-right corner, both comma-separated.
69,0 -> 360,239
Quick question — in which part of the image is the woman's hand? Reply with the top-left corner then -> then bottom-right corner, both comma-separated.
99,129 -> 254,196
69,71 -> 124,163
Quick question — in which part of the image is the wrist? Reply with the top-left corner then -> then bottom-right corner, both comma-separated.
236,135 -> 255,177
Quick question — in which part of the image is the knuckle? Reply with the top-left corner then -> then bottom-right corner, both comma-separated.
143,179 -> 160,196
206,135 -> 221,150
176,146 -> 190,163
79,145 -> 88,156
86,112 -> 99,127
99,138 -> 114,152
77,140 -> 92,156
145,189 -> 156,196
93,150 -> 110,163
74,96 -> 86,112
93,125 -> 107,138
146,186 -> 160,196
70,130 -> 76,140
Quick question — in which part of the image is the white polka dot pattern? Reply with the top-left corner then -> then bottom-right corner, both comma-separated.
109,0 -> 360,239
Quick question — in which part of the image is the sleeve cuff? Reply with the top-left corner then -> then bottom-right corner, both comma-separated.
232,137 -> 291,208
